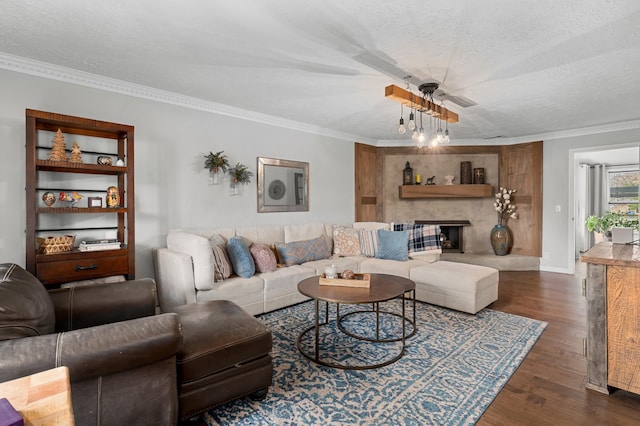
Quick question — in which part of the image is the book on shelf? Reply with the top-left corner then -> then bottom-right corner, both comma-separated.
78,239 -> 121,252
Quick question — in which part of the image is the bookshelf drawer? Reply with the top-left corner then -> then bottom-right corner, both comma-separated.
37,254 -> 129,285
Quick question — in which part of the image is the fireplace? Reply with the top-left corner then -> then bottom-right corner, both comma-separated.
416,220 -> 471,253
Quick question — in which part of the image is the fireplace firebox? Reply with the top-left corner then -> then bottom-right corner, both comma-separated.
416,220 -> 471,253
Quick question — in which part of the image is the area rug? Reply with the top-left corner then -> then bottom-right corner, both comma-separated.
203,299 -> 547,425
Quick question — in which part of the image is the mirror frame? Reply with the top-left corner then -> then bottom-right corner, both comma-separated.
257,157 -> 309,213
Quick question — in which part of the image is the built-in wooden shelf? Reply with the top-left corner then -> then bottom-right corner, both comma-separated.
398,184 -> 493,199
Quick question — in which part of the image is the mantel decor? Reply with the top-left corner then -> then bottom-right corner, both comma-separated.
491,187 -> 518,256
204,150 -> 230,185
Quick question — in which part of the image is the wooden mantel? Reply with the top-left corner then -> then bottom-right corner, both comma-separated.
398,184 -> 493,199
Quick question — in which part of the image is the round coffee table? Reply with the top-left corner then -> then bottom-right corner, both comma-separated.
296,273 -> 415,370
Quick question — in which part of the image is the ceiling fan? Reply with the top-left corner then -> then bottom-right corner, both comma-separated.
352,50 -> 477,122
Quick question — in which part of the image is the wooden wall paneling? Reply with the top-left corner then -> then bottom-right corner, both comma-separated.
499,141 -> 543,256
354,143 -> 379,222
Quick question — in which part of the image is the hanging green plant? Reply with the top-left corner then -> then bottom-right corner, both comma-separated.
204,151 -> 230,173
228,162 -> 254,185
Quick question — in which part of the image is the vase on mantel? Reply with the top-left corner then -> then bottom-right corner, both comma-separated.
490,223 -> 511,256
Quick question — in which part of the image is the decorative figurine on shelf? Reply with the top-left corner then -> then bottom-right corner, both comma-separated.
445,175 -> 455,185
97,155 -> 113,165
69,141 -> 83,163
106,186 -> 120,208
403,161 -> 413,185
116,158 -> 125,167
426,176 -> 436,185
42,191 -> 56,207
59,191 -> 83,207
48,128 -> 68,162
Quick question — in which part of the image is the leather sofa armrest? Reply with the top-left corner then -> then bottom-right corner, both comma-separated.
48,278 -> 157,331
0,313 -> 182,383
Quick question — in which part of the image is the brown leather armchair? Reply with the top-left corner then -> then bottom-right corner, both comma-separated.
0,263 -> 183,425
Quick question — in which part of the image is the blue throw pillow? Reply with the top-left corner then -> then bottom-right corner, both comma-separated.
226,236 -> 256,278
375,230 -> 409,261
275,236 -> 331,266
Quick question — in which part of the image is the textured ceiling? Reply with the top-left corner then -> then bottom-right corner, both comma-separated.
2,0 -> 640,142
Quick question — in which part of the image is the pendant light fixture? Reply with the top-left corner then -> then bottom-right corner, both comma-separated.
386,81 -> 456,147
398,102 -> 406,134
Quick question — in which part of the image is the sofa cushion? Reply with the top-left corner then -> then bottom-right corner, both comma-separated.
226,237 -> 256,278
250,243 -> 277,273
392,223 -> 442,256
376,230 -> 409,261
332,226 -> 361,257
0,263 -> 55,341
410,252 -> 440,263
167,231 -> 216,290
275,236 -> 330,266
356,228 -> 379,258
209,234 -> 232,282
353,222 -> 390,231
284,223 -> 328,243
301,256 -> 365,276
359,258 -> 427,279
235,226 -> 284,245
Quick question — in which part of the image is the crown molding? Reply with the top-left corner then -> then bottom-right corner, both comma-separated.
377,120 -> 640,147
2,52 -> 637,147
0,52 -> 374,144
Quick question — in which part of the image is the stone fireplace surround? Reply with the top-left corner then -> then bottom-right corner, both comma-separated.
385,153 -> 499,254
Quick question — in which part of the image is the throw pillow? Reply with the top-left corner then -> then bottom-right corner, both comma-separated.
392,223 -> 442,256
209,234 -> 232,282
250,243 -> 277,273
226,236 -> 256,278
275,236 -> 331,266
357,228 -> 380,258
332,226 -> 361,257
375,230 -> 409,261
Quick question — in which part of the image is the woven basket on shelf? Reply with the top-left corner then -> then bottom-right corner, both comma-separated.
38,235 -> 75,254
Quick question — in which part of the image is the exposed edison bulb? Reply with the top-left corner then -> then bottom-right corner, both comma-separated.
443,128 -> 450,144
398,117 -> 406,134
418,128 -> 426,144
436,126 -> 444,143
408,112 -> 416,130
411,130 -> 419,143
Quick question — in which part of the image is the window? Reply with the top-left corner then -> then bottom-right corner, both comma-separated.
607,166 -> 639,213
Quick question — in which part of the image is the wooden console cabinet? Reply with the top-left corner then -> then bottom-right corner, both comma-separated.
25,109 -> 135,286
582,242 -> 640,395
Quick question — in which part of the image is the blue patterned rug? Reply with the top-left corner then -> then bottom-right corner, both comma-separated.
203,299 -> 546,425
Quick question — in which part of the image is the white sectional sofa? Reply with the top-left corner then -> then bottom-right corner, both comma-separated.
152,222 -> 499,316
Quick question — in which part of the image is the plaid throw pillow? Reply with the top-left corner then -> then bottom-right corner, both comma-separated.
392,223 -> 442,256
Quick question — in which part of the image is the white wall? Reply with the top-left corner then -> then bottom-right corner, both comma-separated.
0,69 -> 355,279
541,130 -> 640,273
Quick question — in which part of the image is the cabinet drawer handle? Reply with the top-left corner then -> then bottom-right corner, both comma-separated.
75,264 -> 98,271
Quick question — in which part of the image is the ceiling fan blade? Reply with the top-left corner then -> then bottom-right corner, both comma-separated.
353,50 -> 422,85
434,88 -> 477,108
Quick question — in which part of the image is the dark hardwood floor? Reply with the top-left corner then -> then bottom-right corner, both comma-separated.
478,270 -> 640,425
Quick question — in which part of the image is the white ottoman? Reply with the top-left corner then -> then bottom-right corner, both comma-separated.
409,260 -> 499,314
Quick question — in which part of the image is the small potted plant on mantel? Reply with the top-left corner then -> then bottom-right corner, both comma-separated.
228,162 -> 254,196
204,151 -> 230,185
